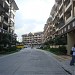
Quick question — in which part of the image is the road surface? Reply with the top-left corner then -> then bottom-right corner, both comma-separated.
0,48 -> 70,75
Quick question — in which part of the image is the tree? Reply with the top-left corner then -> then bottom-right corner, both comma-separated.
49,38 -> 54,45
53,35 -> 67,45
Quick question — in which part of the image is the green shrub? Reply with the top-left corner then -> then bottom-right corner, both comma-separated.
59,46 -> 67,55
0,46 -> 19,54
49,46 -> 67,55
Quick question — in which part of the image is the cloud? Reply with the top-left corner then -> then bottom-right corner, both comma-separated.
16,0 -> 55,21
15,0 -> 55,41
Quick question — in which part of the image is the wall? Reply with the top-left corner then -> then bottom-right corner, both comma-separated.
67,30 -> 75,55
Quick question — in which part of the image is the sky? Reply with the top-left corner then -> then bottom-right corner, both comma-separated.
15,0 -> 55,42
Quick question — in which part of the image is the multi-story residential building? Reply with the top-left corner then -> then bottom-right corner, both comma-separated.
50,0 -> 75,55
0,0 -> 18,46
22,32 -> 43,48
43,17 -> 55,43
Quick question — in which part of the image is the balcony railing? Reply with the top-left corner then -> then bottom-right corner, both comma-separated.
66,12 -> 71,20
3,20 -> 9,26
0,27 -> 8,34
5,0 -> 10,7
7,0 -> 9,3
65,12 -> 72,24
64,0 -> 71,12
58,0 -> 62,5
65,0 -> 70,7
59,1 -> 63,10
0,0 -> 3,7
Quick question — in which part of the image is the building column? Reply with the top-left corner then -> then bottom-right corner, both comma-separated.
67,30 -> 75,55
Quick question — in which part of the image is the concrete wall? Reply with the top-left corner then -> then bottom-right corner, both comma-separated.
67,30 -> 75,55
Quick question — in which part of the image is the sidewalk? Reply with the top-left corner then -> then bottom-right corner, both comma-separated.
52,53 -> 75,75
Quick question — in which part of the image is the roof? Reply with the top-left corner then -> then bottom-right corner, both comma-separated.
55,0 -> 61,2
34,32 -> 43,35
50,4 -> 56,15
46,17 -> 52,23
22,34 -> 27,37
28,32 -> 33,36
50,3 -> 58,16
22,32 -> 43,37
10,0 -> 19,10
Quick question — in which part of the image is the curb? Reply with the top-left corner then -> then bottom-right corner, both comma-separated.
49,53 -> 74,75
40,50 -> 73,75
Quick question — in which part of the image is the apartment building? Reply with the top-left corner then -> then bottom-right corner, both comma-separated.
50,0 -> 75,55
22,32 -> 43,48
43,17 -> 55,43
0,0 -> 18,46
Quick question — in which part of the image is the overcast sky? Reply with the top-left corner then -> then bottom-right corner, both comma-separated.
15,0 -> 55,41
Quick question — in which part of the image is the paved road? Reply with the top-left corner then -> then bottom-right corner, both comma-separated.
0,48 -> 70,75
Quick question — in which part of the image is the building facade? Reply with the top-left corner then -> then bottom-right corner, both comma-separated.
0,0 -> 18,47
22,32 -> 43,48
43,17 -> 55,43
50,0 -> 75,55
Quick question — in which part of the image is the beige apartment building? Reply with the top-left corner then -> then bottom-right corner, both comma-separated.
50,0 -> 75,55
44,17 -> 55,43
0,0 -> 18,46
22,32 -> 43,48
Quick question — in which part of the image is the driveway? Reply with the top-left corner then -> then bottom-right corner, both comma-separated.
0,48 -> 70,75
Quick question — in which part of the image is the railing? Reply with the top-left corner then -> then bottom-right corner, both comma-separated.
65,0 -> 70,7
0,27 -> 8,33
4,20 -> 9,26
5,0 -> 10,7
7,0 -> 9,3
66,12 -> 71,20
59,1 -> 63,10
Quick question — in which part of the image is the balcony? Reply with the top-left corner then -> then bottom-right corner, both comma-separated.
7,0 -> 9,3
59,8 -> 63,18
3,16 -> 9,26
59,22 -> 65,29
10,18 -> 15,23
4,8 -> 9,16
59,1 -> 63,11
56,0 -> 62,5
64,0 -> 72,12
5,12 -> 9,17
0,6 -> 4,13
4,0 -> 10,10
4,12 -> 9,18
65,10 -> 72,23
0,27 -> 8,34
5,0 -> 10,6
59,13 -> 63,18
56,28 -> 59,31
3,20 -> 9,26
54,10 -> 58,18
11,10 -> 15,15
0,1 -> 5,13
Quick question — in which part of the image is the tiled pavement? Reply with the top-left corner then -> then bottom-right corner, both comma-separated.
51,53 -> 75,75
